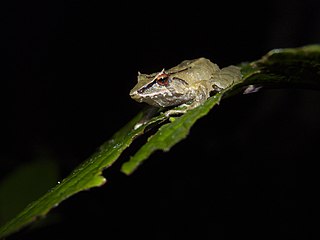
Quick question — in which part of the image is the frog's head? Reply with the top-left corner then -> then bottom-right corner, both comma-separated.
130,69 -> 190,107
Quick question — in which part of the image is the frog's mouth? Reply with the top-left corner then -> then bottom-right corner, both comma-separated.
139,91 -> 188,108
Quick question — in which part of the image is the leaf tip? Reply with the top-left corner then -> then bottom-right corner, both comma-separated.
120,159 -> 138,175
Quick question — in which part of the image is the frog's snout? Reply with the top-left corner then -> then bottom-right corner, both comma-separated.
129,89 -> 141,102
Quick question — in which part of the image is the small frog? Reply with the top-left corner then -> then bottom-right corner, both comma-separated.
130,58 -> 242,116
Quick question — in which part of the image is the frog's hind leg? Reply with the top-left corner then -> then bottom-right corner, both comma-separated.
212,65 -> 242,90
164,104 -> 190,117
164,82 -> 210,117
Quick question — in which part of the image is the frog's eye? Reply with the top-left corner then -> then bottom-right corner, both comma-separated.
156,73 -> 170,86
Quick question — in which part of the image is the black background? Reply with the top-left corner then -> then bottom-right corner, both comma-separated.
1,0 -> 319,239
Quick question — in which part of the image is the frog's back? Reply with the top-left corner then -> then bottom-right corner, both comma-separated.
167,57 -> 220,84
169,57 -> 219,73
167,57 -> 241,90
210,65 -> 242,90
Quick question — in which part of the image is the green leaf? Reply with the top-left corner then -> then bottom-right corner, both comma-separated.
1,44 -> 320,239
0,112 -> 164,238
238,44 -> 320,89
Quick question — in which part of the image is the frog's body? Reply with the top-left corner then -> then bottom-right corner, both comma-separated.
130,58 -> 242,116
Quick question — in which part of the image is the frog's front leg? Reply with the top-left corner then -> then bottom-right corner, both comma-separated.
163,104 -> 189,117
164,81 -> 211,117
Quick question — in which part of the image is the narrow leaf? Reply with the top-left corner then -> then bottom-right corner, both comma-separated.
0,112 -> 163,238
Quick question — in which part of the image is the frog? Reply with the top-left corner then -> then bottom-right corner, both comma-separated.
130,57 -> 242,117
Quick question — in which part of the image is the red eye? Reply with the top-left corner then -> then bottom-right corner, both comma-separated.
156,73 -> 170,86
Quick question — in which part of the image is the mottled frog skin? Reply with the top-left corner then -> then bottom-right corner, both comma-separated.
130,58 -> 241,115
